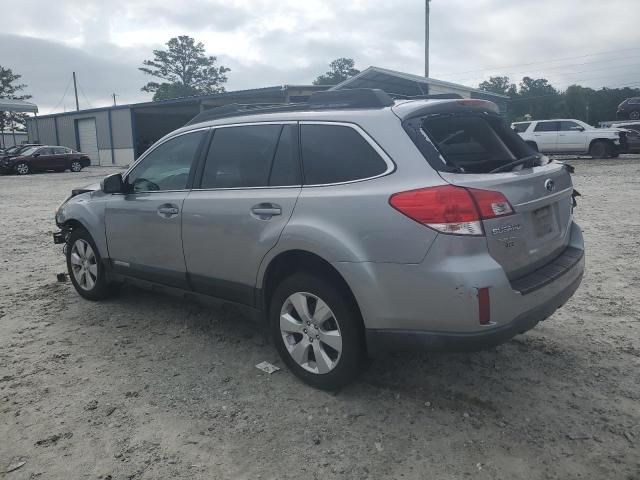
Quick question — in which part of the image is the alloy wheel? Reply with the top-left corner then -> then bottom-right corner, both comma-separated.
71,161 -> 82,172
279,292 -> 343,374
69,239 -> 98,290
15,163 -> 29,175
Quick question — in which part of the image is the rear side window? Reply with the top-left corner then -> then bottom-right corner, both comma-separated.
559,121 -> 582,131
628,98 -> 640,105
300,124 -> 387,185
201,124 -> 299,189
534,121 -> 559,132
513,122 -> 530,133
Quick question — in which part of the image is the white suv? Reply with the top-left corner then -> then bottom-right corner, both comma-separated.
512,119 -> 627,158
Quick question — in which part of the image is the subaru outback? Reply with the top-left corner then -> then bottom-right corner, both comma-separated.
54,89 -> 585,389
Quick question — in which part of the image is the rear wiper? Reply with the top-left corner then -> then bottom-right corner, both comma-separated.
489,154 -> 541,174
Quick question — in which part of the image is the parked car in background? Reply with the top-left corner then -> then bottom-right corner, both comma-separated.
0,145 -> 90,175
617,97 -> 640,120
54,89 -> 584,389
512,119 -> 627,158
0,143 -> 42,160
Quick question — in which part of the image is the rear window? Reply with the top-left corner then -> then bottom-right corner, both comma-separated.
419,115 -> 532,173
300,124 -> 388,184
513,122 -> 530,133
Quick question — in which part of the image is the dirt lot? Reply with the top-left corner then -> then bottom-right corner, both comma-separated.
1,158 -> 639,480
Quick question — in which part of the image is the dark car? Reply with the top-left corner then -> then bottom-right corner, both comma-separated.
0,143 -> 43,160
617,97 -> 640,120
0,145 -> 91,175
615,123 -> 640,153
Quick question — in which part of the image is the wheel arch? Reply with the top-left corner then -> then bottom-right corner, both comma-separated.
588,137 -> 615,150
259,249 -> 364,326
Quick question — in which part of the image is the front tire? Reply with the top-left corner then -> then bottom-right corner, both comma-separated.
590,140 -> 611,159
270,273 -> 366,390
70,160 -> 83,172
66,228 -> 119,300
15,162 -> 30,175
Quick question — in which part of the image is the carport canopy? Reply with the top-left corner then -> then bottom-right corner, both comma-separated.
0,99 -> 38,113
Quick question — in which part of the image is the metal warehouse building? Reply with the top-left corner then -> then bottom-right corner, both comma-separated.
26,67 -> 508,167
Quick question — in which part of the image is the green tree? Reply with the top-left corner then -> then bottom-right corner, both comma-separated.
313,58 -> 360,86
139,35 -> 230,101
0,66 -> 31,135
478,76 -> 517,97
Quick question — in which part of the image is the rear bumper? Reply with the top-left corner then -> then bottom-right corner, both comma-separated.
365,269 -> 583,354
335,221 -> 585,355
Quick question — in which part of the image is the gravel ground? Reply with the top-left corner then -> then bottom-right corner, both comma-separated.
0,159 -> 639,480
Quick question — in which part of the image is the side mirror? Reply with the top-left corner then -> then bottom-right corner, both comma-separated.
101,173 -> 125,194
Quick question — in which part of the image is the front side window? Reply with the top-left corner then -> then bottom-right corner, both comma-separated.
534,121 -> 559,132
559,121 -> 582,131
300,124 -> 388,185
127,130 -> 205,192
201,124 -> 296,189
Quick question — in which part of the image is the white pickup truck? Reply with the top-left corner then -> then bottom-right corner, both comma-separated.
512,119 -> 627,158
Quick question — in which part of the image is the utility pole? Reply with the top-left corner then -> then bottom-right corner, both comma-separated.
425,0 -> 431,78
72,72 -> 80,111
112,93 -> 118,106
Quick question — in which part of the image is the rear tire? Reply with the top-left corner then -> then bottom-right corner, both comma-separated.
630,110 -> 640,120
270,273 -> 366,390
66,228 -> 120,301
15,162 -> 30,175
589,140 -> 611,159
70,160 -> 83,172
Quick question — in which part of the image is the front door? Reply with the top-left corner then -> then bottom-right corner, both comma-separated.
105,129 -> 207,288
182,123 -> 302,306
532,121 -> 559,153
557,121 -> 588,152
32,147 -> 56,171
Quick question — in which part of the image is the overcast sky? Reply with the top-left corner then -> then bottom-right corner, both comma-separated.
1,0 -> 639,114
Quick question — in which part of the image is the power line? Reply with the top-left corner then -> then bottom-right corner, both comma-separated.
50,77 -> 73,113
438,47 -> 640,78
77,80 -> 93,110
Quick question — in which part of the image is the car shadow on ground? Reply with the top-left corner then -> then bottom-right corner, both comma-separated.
92,283 -> 582,414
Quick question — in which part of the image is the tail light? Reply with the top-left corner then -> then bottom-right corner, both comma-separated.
389,185 -> 513,236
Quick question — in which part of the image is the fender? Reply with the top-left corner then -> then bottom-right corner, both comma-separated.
55,191 -> 110,259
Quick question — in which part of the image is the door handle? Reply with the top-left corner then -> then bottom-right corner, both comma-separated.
157,204 -> 180,217
251,203 -> 282,218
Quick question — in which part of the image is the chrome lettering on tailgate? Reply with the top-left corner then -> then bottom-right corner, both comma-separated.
492,224 -> 522,235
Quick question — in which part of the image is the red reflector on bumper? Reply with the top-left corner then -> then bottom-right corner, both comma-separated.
478,287 -> 491,325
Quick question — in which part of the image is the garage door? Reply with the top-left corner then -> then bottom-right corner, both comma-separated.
77,118 -> 100,165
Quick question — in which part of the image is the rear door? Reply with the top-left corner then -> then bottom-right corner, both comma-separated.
532,121 -> 559,152
52,147 -> 70,169
557,121 -> 588,152
181,123 -> 301,305
421,114 -> 573,279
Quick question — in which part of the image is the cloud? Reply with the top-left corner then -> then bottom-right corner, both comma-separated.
1,0 -> 639,113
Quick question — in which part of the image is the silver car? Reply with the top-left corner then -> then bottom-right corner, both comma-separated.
54,89 -> 585,389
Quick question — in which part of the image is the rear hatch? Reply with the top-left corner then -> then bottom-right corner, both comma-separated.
399,101 -> 574,280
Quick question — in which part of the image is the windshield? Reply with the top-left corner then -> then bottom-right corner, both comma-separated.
18,146 -> 40,156
420,114 -> 539,173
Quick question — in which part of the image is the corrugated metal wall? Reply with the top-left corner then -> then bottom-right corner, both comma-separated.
110,108 -> 133,148
26,107 -> 134,165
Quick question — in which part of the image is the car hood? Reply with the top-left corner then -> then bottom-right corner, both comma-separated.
71,182 -> 100,196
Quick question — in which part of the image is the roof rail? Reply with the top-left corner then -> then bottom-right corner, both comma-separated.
184,88 -> 395,126
390,93 -> 464,100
